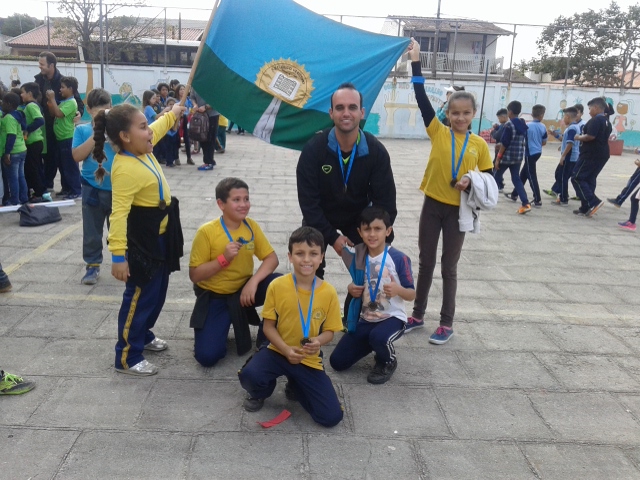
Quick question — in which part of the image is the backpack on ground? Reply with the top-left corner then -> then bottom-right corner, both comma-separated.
189,112 -> 210,143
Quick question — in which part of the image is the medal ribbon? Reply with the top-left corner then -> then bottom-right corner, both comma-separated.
292,274 -> 316,339
365,246 -> 388,306
123,151 -> 164,203
450,130 -> 470,185
219,217 -> 254,245
336,141 -> 357,192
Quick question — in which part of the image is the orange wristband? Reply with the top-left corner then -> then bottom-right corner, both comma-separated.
217,254 -> 230,268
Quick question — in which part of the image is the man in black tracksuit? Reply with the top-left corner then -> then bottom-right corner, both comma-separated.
296,82 -> 397,278
34,51 -> 85,191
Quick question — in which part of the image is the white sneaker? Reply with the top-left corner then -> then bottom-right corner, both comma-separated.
144,337 -> 168,352
115,359 -> 158,376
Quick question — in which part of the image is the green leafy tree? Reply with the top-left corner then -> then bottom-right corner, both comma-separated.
535,1 -> 640,86
0,13 -> 43,37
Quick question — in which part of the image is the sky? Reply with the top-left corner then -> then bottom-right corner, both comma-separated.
3,0 -> 638,64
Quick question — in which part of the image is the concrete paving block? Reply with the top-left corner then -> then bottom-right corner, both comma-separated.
457,279 -> 504,299
492,280 -> 564,302
477,299 -> 555,320
7,262 -> 79,283
152,339 -> 250,381
309,436 -> 421,479
0,427 -> 80,480
418,439 -> 536,480
546,302 -> 624,326
0,336 -> 48,372
28,338 -> 115,376
389,349 -> 471,386
0,376 -> 61,425
457,351 -> 560,389
188,432 -> 305,479
616,394 -> 640,422
343,384 -> 450,438
543,324 -> 634,355
537,353 -> 640,391
606,285 -> 640,305
92,309 -> 181,342
56,430 -> 191,479
468,322 -> 560,352
12,307 -> 108,339
0,305 -> 35,335
136,379 -> 242,432
523,443 -> 640,480
608,327 -> 640,353
528,391 -> 640,443
435,387 -> 553,440
546,282 -> 623,304
27,376 -> 154,428
615,356 -> 640,385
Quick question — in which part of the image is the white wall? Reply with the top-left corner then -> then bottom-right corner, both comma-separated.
365,78 -> 640,149
1,60 -> 638,148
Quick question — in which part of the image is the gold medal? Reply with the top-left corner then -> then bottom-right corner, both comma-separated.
159,199 -> 167,210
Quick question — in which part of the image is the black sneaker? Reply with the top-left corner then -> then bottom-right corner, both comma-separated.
607,198 -> 621,208
573,209 -> 586,216
284,383 -> 298,402
0,280 -> 12,293
367,358 -> 397,385
504,193 -> 517,202
243,396 -> 264,412
532,201 -> 542,208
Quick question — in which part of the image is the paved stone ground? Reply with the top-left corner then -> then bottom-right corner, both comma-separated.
2,133 -> 640,479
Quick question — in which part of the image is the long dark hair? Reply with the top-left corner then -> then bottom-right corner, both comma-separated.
93,104 -> 140,180
86,88 -> 113,183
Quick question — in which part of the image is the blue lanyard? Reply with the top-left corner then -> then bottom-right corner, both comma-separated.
336,141 -> 357,192
122,151 -> 164,203
365,246 -> 388,304
220,216 -> 254,245
450,130 -> 470,183
292,274 -> 316,339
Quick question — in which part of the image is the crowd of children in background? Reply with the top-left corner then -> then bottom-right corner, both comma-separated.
0,72 -> 240,208
490,95 -> 628,230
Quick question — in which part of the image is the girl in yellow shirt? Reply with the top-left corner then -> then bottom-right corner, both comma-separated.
92,101 -> 185,376
405,39 -> 494,345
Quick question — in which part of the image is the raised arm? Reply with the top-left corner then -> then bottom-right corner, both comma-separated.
408,38 -> 436,128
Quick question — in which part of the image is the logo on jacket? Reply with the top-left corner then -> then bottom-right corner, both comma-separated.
322,165 -> 332,174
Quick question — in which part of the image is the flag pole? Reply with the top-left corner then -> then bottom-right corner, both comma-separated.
180,0 -> 222,106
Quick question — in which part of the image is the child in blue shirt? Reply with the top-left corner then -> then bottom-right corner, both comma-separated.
491,108 -> 508,191
550,107 -> 581,206
511,104 -> 547,206
72,88 -> 114,285
330,207 -> 415,385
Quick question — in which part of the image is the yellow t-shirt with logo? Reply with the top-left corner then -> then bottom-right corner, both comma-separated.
264,274 -> 343,370
419,119 -> 493,206
189,216 -> 274,294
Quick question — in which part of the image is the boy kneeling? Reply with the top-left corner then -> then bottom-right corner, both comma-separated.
330,207 -> 415,384
189,178 -> 280,367
238,227 -> 344,427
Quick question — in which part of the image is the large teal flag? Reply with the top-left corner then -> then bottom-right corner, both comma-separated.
191,0 -> 409,150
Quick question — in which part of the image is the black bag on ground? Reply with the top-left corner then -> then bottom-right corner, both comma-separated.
188,112 -> 210,143
17,204 -> 62,226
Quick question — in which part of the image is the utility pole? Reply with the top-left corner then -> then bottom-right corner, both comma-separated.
99,0 -> 104,88
564,27 -> 574,93
450,22 -> 459,84
431,0 -> 441,78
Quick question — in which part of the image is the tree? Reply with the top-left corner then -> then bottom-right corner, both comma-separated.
0,13 -> 43,37
53,0 -> 153,61
535,1 -> 640,87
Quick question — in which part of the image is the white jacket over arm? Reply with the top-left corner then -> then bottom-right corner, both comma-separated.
459,170 -> 499,233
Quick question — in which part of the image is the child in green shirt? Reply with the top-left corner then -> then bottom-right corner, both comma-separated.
20,82 -> 49,201
46,76 -> 81,199
1,93 -> 28,205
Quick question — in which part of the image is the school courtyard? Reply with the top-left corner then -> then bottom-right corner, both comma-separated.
2,135 -> 640,479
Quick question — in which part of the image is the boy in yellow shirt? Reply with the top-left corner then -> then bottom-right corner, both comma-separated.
189,177 -> 280,367
238,226 -> 344,427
